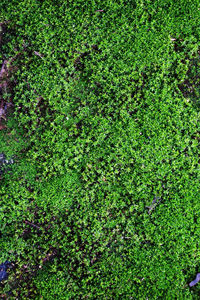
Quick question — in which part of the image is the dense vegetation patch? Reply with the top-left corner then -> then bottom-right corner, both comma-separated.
0,0 -> 200,298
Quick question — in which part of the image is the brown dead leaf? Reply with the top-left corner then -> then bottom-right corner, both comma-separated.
0,124 -> 6,130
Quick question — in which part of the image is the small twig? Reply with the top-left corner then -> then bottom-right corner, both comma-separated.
95,9 -> 104,12
0,51 -> 23,79
0,60 -> 7,78
24,220 -> 41,230
34,51 -> 44,58
146,196 -> 162,214
0,100 -> 6,121
0,20 -> 10,26
189,273 -> 200,287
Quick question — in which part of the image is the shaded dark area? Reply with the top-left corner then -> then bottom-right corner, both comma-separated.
178,53 -> 200,109
0,261 -> 12,282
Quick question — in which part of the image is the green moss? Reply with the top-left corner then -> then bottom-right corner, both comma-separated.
0,0 -> 200,298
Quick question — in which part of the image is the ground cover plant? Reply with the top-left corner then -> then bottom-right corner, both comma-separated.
0,0 -> 200,298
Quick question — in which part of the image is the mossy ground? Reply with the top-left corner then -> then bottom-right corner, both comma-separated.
0,0 -> 200,298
